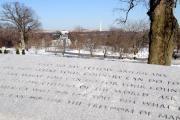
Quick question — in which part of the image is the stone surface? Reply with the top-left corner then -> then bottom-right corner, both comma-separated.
0,55 -> 180,120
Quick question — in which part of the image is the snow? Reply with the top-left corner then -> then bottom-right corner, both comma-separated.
60,30 -> 69,34
135,48 -> 149,58
0,54 -> 180,120
0,47 -> 180,67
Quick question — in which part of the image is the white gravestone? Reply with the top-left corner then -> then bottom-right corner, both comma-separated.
0,55 -> 179,120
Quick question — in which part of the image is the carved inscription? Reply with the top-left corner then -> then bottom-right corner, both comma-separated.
0,55 -> 179,120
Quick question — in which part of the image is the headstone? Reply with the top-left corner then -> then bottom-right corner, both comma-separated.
0,55 -> 179,120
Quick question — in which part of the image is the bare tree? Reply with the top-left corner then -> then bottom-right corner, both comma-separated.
122,20 -> 148,57
69,32 -> 85,54
117,0 -> 179,65
28,31 -> 52,49
0,2 -> 41,50
85,33 -> 96,57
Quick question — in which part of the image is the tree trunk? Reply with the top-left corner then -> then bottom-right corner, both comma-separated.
104,48 -> 107,58
148,0 -> 179,65
20,31 -> 26,50
24,32 -> 29,51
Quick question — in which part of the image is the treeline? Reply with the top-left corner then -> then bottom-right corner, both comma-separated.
0,26 -> 19,47
69,29 -> 180,54
1,26 -> 180,56
69,29 -> 148,56
0,25 -> 53,49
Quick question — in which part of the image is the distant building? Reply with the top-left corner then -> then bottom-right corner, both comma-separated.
51,30 -> 71,47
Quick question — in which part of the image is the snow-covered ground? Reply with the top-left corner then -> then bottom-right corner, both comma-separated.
45,47 -> 149,58
1,47 -> 180,67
